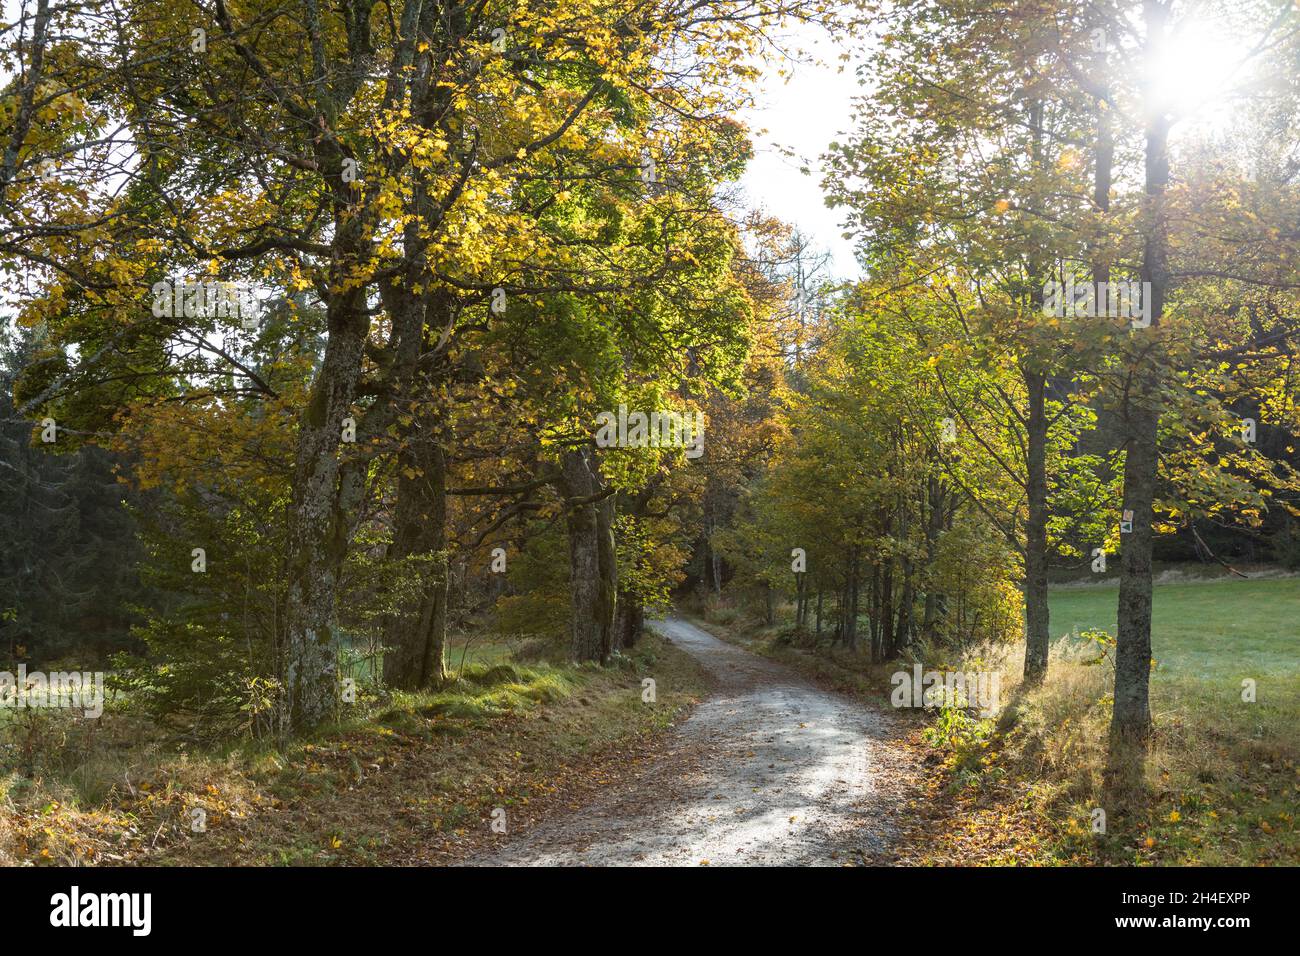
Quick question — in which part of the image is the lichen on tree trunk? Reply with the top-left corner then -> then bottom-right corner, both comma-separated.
283,293 -> 369,733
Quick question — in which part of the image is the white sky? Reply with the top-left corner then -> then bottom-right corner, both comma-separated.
738,27 -> 867,281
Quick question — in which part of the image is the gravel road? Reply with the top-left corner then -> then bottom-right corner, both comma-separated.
472,615 -> 913,866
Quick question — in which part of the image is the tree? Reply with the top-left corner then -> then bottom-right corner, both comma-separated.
10,0 -> 852,728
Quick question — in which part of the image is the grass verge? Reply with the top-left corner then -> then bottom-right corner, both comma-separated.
0,629 -> 711,866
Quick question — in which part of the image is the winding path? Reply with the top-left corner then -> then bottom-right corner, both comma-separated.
472,615 -> 913,866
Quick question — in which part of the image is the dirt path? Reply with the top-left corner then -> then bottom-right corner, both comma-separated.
471,616 -> 915,866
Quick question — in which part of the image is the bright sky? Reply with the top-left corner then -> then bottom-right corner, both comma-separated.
738,27 -> 866,281
731,8 -> 1271,286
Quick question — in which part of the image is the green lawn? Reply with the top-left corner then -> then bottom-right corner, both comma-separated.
1049,576 -> 1300,684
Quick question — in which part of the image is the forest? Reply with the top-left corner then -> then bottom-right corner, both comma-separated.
1,0 -> 1297,875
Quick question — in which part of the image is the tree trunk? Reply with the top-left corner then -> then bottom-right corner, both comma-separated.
794,575 -> 802,628
921,475 -> 945,639
897,559 -> 914,654
1020,92 -> 1052,685
615,588 -> 644,650
870,557 -> 882,661
703,492 -> 723,596
382,436 -> 449,689
1111,1 -> 1170,763
558,448 -> 616,663
282,291 -> 368,732
880,558 -> 895,659
846,551 -> 860,651
1023,369 -> 1051,683
377,276 -> 452,690
1113,401 -> 1158,746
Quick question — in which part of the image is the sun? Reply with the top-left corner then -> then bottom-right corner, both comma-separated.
1145,16 -> 1258,124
